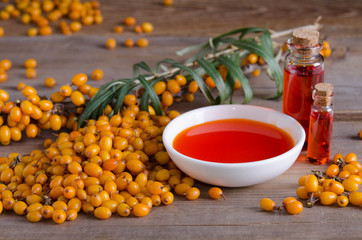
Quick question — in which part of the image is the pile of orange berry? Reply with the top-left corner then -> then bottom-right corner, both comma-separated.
261,152 -> 362,215
106,16 -> 154,50
0,0 -> 102,37
0,59 -> 229,223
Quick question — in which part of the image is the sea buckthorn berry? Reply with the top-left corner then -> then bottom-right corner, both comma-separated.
251,69 -> 261,77
339,170 -> 350,179
285,201 -> 303,215
208,187 -> 225,200
320,191 -> 337,205
24,58 -> 37,68
52,209 -> 66,224
333,153 -> 344,164
325,180 -> 344,195
84,163 -> 103,177
167,79 -> 181,94
39,100 -> 53,111
0,59 -> 11,71
0,125 -> 11,145
188,80 -> 199,93
141,22 -> 153,33
343,164 -> 359,175
185,187 -> 200,200
345,153 -> 357,163
337,195 -> 349,207
106,38 -> 116,50
350,161 -> 362,171
260,198 -> 276,211
0,70 -> 7,82
326,164 -> 339,177
117,203 -> 131,217
10,106 -> 22,122
175,183 -> 191,196
161,91 -> 173,107
94,206 -> 112,220
148,181 -> 163,195
92,69 -> 103,81
342,179 -> 359,192
349,191 -> 362,206
26,210 -> 42,223
153,81 -> 167,95
124,16 -> 136,26
70,21 -> 82,32
60,85 -> 72,97
282,197 -> 297,206
124,94 -> 137,106
40,205 -> 54,219
113,25 -> 123,34
304,174 -> 318,193
20,100 -> 34,115
39,25 -> 52,36
298,175 -> 308,186
132,203 -> 149,217
175,75 -> 187,86
27,27 -> 38,37
247,53 -> 258,64
85,144 -> 100,158
124,38 -> 134,47
348,174 -> 362,185
72,73 -> 88,86
134,25 -> 143,34
296,186 -> 309,200
205,76 -> 216,88
136,38 -> 149,48
49,114 -> 62,131
0,89 -> 9,102
70,91 -> 85,106
43,77 -> 56,88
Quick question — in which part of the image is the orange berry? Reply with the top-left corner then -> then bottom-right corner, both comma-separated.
106,38 -> 116,50
136,38 -> 149,48
124,16 -> 136,26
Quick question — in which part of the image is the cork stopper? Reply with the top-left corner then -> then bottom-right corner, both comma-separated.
313,83 -> 334,106
292,29 -> 319,47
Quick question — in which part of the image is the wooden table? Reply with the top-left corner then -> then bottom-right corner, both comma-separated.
1,0 -> 362,239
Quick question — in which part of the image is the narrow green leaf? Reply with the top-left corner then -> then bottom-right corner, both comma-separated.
139,78 -> 160,112
78,84 -> 121,127
169,61 -> 216,105
220,38 -> 283,99
112,80 -> 135,115
137,75 -> 163,115
218,55 -> 253,104
133,62 -> 152,77
196,59 -> 227,103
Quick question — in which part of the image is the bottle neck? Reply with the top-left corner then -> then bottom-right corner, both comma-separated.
287,38 -> 324,59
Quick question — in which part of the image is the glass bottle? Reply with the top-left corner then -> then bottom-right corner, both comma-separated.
282,29 -> 324,147
307,83 -> 334,165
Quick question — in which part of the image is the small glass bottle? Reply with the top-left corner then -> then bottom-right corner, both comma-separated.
282,29 -> 324,147
307,83 -> 334,165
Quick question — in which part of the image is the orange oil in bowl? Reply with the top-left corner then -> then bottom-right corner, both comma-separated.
172,118 -> 294,163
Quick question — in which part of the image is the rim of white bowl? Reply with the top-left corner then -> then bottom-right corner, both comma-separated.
163,104 -> 305,167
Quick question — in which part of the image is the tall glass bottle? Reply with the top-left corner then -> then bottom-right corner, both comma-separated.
307,83 -> 334,165
282,29 -> 324,147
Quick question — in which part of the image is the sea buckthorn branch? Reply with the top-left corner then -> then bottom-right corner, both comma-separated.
78,20 -> 321,127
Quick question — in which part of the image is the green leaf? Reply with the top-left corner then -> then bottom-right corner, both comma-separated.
220,37 -> 283,99
168,60 -> 216,105
196,59 -> 227,103
78,84 -> 121,127
112,79 -> 137,115
218,55 -> 253,104
133,62 -> 152,77
137,75 -> 163,115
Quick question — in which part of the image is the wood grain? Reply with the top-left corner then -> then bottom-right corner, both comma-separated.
0,0 -> 362,239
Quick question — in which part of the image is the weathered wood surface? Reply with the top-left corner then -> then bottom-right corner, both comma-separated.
0,0 -> 362,239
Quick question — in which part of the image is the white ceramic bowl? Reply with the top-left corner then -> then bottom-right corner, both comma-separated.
163,104 -> 305,187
